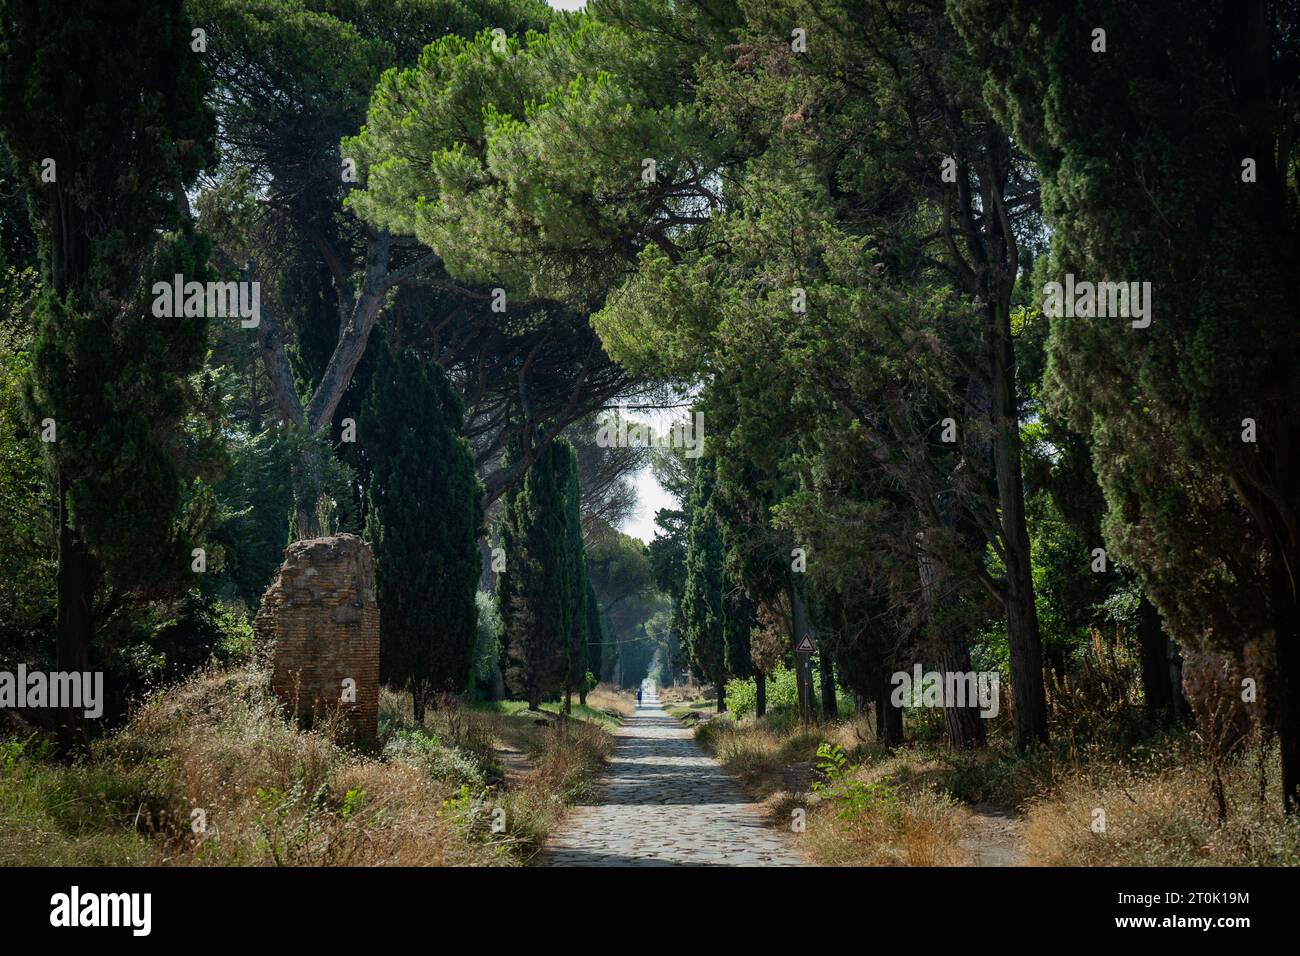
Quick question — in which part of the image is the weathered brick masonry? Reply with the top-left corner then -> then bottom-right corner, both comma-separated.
256,534 -> 380,737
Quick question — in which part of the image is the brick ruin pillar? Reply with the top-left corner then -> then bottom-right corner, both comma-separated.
255,534 -> 380,737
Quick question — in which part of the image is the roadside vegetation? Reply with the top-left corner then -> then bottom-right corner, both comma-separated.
2,0 -> 1297,873
671,662 -> 1300,867
1,665 -> 627,866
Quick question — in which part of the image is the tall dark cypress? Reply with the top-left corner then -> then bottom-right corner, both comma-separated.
361,346 -> 484,721
683,458 -> 728,712
0,0 -> 215,748
497,441 -> 574,710
559,442 -> 589,713
583,577 -> 604,702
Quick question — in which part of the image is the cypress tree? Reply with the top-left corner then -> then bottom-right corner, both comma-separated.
723,579 -> 761,716
583,577 -> 604,703
954,0 -> 1300,808
0,0 -> 215,747
360,345 -> 484,721
559,442 -> 589,713
497,441 -> 575,710
683,458 -> 728,711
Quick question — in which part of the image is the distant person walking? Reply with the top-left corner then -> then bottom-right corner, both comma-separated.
636,687 -> 643,705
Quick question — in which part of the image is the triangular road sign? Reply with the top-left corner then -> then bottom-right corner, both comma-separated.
795,634 -> 815,653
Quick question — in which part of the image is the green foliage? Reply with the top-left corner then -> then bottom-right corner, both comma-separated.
0,268 -> 53,663
682,457 -> 727,689
496,440 -> 581,706
470,590 -> 502,698
726,667 -> 797,719
586,527 -> 662,685
725,664 -> 853,721
560,442 -> 590,699
206,427 -> 295,607
345,8 -> 723,311
382,729 -> 487,791
362,346 -> 484,706
812,742 -> 899,822
0,0 -> 222,723
116,595 -> 255,695
582,579 -> 604,687
1,4 -> 217,580
953,0 -> 1296,655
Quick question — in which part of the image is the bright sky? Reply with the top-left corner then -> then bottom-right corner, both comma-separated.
618,405 -> 682,544
547,0 -> 587,9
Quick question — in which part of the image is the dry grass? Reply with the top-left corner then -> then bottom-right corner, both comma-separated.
585,683 -> 635,718
501,719 -> 611,858
695,715 -> 970,866
802,785 -> 973,866
688,707 -> 1300,867
655,684 -> 704,705
1025,736 -> 1300,866
0,664 -> 612,866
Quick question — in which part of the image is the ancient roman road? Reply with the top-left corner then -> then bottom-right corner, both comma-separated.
543,692 -> 804,866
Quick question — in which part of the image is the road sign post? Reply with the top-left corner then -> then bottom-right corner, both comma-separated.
795,633 -> 816,727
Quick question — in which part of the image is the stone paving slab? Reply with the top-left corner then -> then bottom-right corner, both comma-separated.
544,694 -> 804,867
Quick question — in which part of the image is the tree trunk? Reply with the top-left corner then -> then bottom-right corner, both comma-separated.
579,687 -> 587,707
716,681 -> 726,713
819,653 -> 838,720
1168,639 -> 1191,726
939,639 -> 987,750
790,582 -> 812,722
564,688 -> 572,715
1272,550 -> 1300,812
989,298 -> 1049,750
292,439 -> 325,540
412,688 -> 426,725
875,663 -> 903,748
1138,596 -> 1173,718
55,476 -> 94,753
918,524 -> 986,748
755,668 -> 767,718
805,655 -> 818,721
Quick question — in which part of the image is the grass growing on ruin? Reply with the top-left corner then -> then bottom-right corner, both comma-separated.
0,666 -> 616,866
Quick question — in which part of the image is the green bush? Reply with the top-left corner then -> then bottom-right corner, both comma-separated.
382,729 -> 487,791
725,664 -> 854,719
726,666 -> 796,718
470,590 -> 501,700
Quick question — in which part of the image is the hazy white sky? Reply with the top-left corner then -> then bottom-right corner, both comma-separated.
617,405 -> 684,544
547,0 -> 587,9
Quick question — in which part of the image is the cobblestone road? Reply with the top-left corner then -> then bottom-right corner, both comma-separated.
543,693 -> 804,866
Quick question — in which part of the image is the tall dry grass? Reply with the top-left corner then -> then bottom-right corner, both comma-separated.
687,699 -> 1300,866
585,683 -> 635,718
1024,735 -> 1300,865
1,664 -> 612,866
